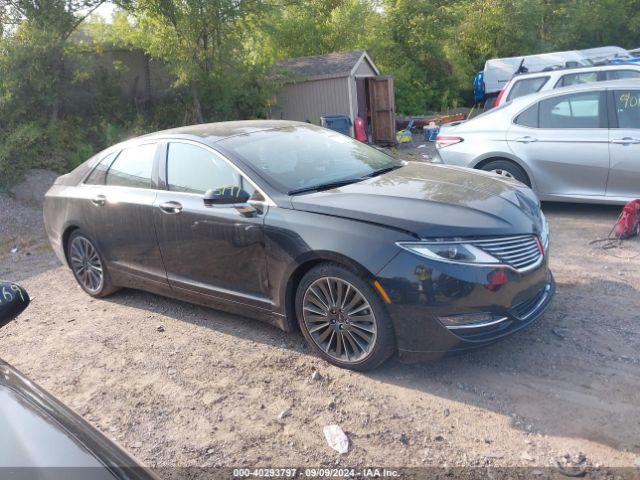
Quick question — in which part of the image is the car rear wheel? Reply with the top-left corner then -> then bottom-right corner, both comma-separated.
296,263 -> 395,371
480,160 -> 530,186
67,231 -> 118,297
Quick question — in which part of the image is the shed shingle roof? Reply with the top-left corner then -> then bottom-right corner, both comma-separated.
275,50 -> 368,81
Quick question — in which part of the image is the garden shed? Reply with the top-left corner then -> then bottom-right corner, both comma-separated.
273,50 -> 396,143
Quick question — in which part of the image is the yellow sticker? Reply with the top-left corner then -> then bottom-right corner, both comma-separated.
619,92 -> 640,109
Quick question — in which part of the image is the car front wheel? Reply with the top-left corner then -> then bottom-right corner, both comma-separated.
296,263 -> 396,370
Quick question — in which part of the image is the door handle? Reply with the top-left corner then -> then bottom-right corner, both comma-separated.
91,195 -> 106,207
513,136 -> 538,143
610,137 -> 640,145
159,201 -> 183,214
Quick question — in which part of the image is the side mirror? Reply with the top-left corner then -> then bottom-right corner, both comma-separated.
203,187 -> 251,207
0,281 -> 30,329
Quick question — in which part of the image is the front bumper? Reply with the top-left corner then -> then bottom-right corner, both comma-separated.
376,249 -> 555,360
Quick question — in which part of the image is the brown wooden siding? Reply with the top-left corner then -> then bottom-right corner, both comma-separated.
274,76 -> 351,126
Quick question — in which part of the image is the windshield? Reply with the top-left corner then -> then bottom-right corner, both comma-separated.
217,124 -> 402,194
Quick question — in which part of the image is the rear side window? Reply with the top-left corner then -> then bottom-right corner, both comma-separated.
607,70 -> 640,80
515,103 -> 539,128
539,92 -> 603,129
105,143 -> 157,189
556,71 -> 598,88
166,142 -> 255,196
506,77 -> 549,102
614,90 -> 640,129
84,151 -> 118,185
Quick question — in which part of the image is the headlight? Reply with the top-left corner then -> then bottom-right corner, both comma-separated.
539,212 -> 550,251
397,241 -> 500,265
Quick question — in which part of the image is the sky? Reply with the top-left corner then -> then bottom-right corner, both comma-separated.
94,2 -> 117,20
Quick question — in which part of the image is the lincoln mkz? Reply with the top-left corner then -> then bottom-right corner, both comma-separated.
44,121 -> 554,370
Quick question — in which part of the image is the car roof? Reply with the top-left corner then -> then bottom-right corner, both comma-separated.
506,78 -> 640,108
138,119 -> 305,143
511,63 -> 640,79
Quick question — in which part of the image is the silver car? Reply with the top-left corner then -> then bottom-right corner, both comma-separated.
435,80 -> 640,204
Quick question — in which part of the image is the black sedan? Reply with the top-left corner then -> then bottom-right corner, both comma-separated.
44,121 -> 554,370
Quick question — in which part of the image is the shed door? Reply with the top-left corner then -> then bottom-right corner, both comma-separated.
368,76 -> 396,144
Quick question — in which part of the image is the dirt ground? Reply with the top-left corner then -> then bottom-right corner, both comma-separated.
0,168 -> 639,475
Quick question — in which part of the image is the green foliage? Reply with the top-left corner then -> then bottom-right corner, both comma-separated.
259,0 -> 379,59
0,123 -> 45,186
118,0 -> 277,122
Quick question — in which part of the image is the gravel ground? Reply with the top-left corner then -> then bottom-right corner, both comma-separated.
0,170 -> 639,474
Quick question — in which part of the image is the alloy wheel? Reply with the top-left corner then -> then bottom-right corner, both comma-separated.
490,168 -> 514,179
69,236 -> 104,294
302,277 -> 377,363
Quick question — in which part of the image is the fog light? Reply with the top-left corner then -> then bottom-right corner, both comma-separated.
438,312 -> 507,330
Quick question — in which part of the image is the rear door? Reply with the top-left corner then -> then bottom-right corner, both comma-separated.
153,141 -> 271,310
507,90 -> 610,197
606,89 -> 640,199
86,142 -> 167,286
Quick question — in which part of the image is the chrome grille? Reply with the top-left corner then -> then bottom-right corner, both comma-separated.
472,235 -> 542,271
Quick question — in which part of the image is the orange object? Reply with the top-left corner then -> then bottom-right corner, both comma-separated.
373,280 -> 392,304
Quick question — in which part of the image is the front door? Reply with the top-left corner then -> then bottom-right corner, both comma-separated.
153,141 -> 270,310
368,76 -> 396,144
82,142 -> 167,287
607,89 -> 640,199
507,90 -> 610,197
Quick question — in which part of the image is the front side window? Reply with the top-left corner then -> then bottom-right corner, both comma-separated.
539,92 -> 602,129
607,70 -> 640,80
614,90 -> 640,129
556,72 -> 598,88
85,151 -> 118,185
166,143 -> 256,197
506,77 -> 549,102
105,143 -> 157,189
217,124 -> 401,193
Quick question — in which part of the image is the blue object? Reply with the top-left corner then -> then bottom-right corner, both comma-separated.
320,115 -> 353,136
429,126 -> 439,142
424,126 -> 439,142
473,71 -> 485,103
610,57 -> 640,64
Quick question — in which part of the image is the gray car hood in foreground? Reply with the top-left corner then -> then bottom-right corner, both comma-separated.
290,162 -> 543,239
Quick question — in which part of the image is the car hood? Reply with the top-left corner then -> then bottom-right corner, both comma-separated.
289,162 -> 544,238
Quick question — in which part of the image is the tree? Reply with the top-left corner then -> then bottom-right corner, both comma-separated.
118,0 -> 274,123
0,0 -> 106,122
554,0 -> 640,49
258,0 -> 380,60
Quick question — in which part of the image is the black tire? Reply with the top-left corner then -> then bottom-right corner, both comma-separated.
67,230 -> 119,298
295,262 -> 396,371
480,159 -> 530,186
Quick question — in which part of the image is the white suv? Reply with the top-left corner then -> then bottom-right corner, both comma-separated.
495,64 -> 640,106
